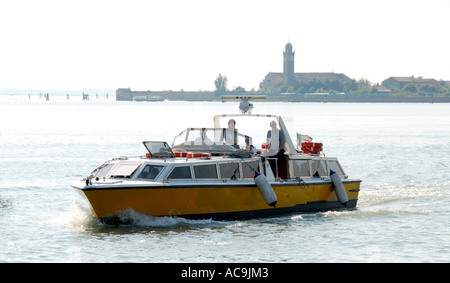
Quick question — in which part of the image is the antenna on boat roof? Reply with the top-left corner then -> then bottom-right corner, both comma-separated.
221,95 -> 266,114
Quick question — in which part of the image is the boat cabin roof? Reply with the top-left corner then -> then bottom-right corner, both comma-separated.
88,153 -> 347,186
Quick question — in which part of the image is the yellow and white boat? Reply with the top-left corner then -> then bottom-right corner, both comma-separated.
71,96 -> 361,223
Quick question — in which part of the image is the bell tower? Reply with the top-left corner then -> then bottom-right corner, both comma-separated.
283,42 -> 295,88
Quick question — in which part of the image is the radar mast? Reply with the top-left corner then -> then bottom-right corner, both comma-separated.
221,95 -> 266,114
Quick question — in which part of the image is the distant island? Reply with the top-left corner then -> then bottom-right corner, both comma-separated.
117,42 -> 450,103
116,87 -> 450,103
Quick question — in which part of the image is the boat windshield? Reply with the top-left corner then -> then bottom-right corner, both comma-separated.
214,115 -> 283,150
172,128 -> 252,150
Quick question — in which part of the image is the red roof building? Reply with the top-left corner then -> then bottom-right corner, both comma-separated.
260,42 -> 352,92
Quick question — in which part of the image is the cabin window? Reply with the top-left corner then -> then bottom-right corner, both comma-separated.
93,164 -> 114,178
311,160 -> 328,177
242,160 -> 258,178
168,166 -> 192,179
138,165 -> 164,180
219,162 -> 241,179
292,160 -> 311,177
110,163 -> 141,178
194,164 -> 218,179
328,160 -> 344,176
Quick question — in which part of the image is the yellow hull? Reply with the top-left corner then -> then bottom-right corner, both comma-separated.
77,180 -> 360,221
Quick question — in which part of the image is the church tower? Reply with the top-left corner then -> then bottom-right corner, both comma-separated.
283,42 -> 295,88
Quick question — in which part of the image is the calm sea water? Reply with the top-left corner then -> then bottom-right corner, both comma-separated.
0,95 -> 449,263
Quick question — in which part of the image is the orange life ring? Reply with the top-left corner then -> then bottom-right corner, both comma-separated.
187,152 -> 202,158
186,152 -> 211,159
301,142 -> 323,155
174,152 -> 187,157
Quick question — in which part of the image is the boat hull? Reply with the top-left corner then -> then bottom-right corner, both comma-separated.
73,179 -> 361,222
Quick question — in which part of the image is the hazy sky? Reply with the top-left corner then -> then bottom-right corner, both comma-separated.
1,0 -> 449,91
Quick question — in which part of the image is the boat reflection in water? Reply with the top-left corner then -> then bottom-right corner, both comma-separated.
71,96 -> 361,224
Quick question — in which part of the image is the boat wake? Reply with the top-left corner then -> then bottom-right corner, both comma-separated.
59,202 -> 313,231
343,181 -> 450,218
360,181 -> 450,205
48,201 -> 226,231
112,208 -> 220,228
45,201 -> 99,232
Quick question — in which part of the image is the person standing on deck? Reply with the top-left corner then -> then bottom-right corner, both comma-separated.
265,120 -> 287,179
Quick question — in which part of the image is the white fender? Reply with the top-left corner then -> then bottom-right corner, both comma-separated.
254,172 -> 277,207
330,170 -> 348,206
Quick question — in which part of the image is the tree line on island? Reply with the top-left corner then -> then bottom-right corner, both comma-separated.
214,74 -> 450,97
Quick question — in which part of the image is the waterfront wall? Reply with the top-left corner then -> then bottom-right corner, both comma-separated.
116,88 -> 217,101
116,88 -> 450,103
266,95 -> 450,103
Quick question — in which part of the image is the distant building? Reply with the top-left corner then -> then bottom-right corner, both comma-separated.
372,85 -> 391,94
260,42 -> 352,92
382,76 -> 440,91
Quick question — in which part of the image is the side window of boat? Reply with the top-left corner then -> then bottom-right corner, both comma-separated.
292,160 -> 311,177
168,166 -> 192,179
311,160 -> 328,177
219,162 -> 241,179
194,164 -> 218,179
328,160 -> 345,176
138,165 -> 164,180
242,160 -> 258,178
